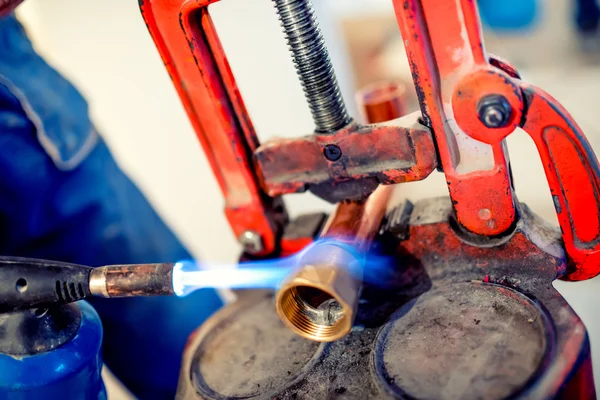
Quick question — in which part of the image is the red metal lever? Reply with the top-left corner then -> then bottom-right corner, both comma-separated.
520,84 -> 600,280
395,0 -> 600,280
393,0 -> 517,237
452,74 -> 600,281
139,0 -> 285,255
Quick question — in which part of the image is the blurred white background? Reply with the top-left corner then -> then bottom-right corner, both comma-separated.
14,0 -> 600,397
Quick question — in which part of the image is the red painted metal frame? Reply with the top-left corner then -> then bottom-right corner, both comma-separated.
138,0 -> 436,253
393,0 -> 517,237
394,0 -> 600,280
255,120 -> 435,198
139,0 -> 286,255
279,80 -> 410,257
140,0 -> 600,280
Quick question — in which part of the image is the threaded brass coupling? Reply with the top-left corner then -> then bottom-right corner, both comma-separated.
276,241 -> 362,342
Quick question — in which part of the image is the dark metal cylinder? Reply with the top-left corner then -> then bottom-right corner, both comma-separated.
272,0 -> 351,133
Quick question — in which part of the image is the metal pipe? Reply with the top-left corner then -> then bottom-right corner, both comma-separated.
275,80 -> 405,342
89,263 -> 175,298
355,81 -> 407,124
275,185 -> 394,342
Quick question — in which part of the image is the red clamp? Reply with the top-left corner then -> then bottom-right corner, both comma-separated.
139,0 -> 285,255
395,0 -> 600,280
139,0 -> 600,280
138,0 -> 436,254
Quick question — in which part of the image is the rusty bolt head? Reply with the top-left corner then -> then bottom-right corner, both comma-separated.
323,144 -> 342,161
238,230 -> 263,254
477,94 -> 512,128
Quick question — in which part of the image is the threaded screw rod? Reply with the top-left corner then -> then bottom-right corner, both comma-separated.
272,0 -> 352,133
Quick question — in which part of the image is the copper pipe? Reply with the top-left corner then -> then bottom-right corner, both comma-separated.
320,186 -> 394,252
355,80 -> 407,124
275,80 -> 404,342
89,263 -> 175,298
276,185 -> 394,342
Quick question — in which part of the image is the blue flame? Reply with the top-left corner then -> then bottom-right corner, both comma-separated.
172,258 -> 293,297
362,251 -> 401,288
172,238 -> 398,297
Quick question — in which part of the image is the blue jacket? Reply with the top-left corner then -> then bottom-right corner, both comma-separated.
0,15 -> 222,399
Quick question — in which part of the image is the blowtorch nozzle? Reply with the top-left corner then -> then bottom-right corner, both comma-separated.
0,258 -> 179,314
89,263 -> 176,298
0,256 -> 295,314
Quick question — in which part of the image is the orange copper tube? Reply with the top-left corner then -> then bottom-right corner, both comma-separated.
355,80 -> 407,124
276,83 -> 405,342
320,186 -> 395,251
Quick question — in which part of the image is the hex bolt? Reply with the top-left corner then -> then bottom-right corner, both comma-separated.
477,94 -> 513,128
323,144 -> 342,161
238,230 -> 264,254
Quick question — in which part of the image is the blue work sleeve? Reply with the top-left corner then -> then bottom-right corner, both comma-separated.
0,15 -> 223,399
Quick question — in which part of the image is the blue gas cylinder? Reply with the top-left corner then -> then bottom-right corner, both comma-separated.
0,301 -> 106,399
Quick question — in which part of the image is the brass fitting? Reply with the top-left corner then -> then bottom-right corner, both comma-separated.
276,185 -> 394,342
275,80 -> 403,342
276,241 -> 362,342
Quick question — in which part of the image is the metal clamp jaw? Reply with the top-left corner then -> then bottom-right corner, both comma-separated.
139,0 -> 600,281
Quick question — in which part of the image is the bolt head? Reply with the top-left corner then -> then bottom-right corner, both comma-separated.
323,144 -> 342,161
238,230 -> 263,254
477,95 -> 513,128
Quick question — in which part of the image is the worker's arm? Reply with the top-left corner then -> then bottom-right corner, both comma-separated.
0,14 -> 222,399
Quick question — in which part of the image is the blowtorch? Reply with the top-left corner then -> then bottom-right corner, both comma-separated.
0,237 -> 370,315
0,238 -> 369,399
0,257 -> 180,314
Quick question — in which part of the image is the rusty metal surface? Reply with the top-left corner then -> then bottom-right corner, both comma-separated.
177,198 -> 594,399
140,0 -> 600,277
177,292 -> 322,400
98,263 -> 175,297
392,0 -> 600,280
139,0 -> 287,255
136,1 -> 600,398
375,283 -> 551,399
254,114 -> 436,203
393,0 -> 517,237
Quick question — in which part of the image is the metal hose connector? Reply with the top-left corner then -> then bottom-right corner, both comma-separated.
275,185 -> 395,342
272,0 -> 352,133
276,241 -> 362,342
